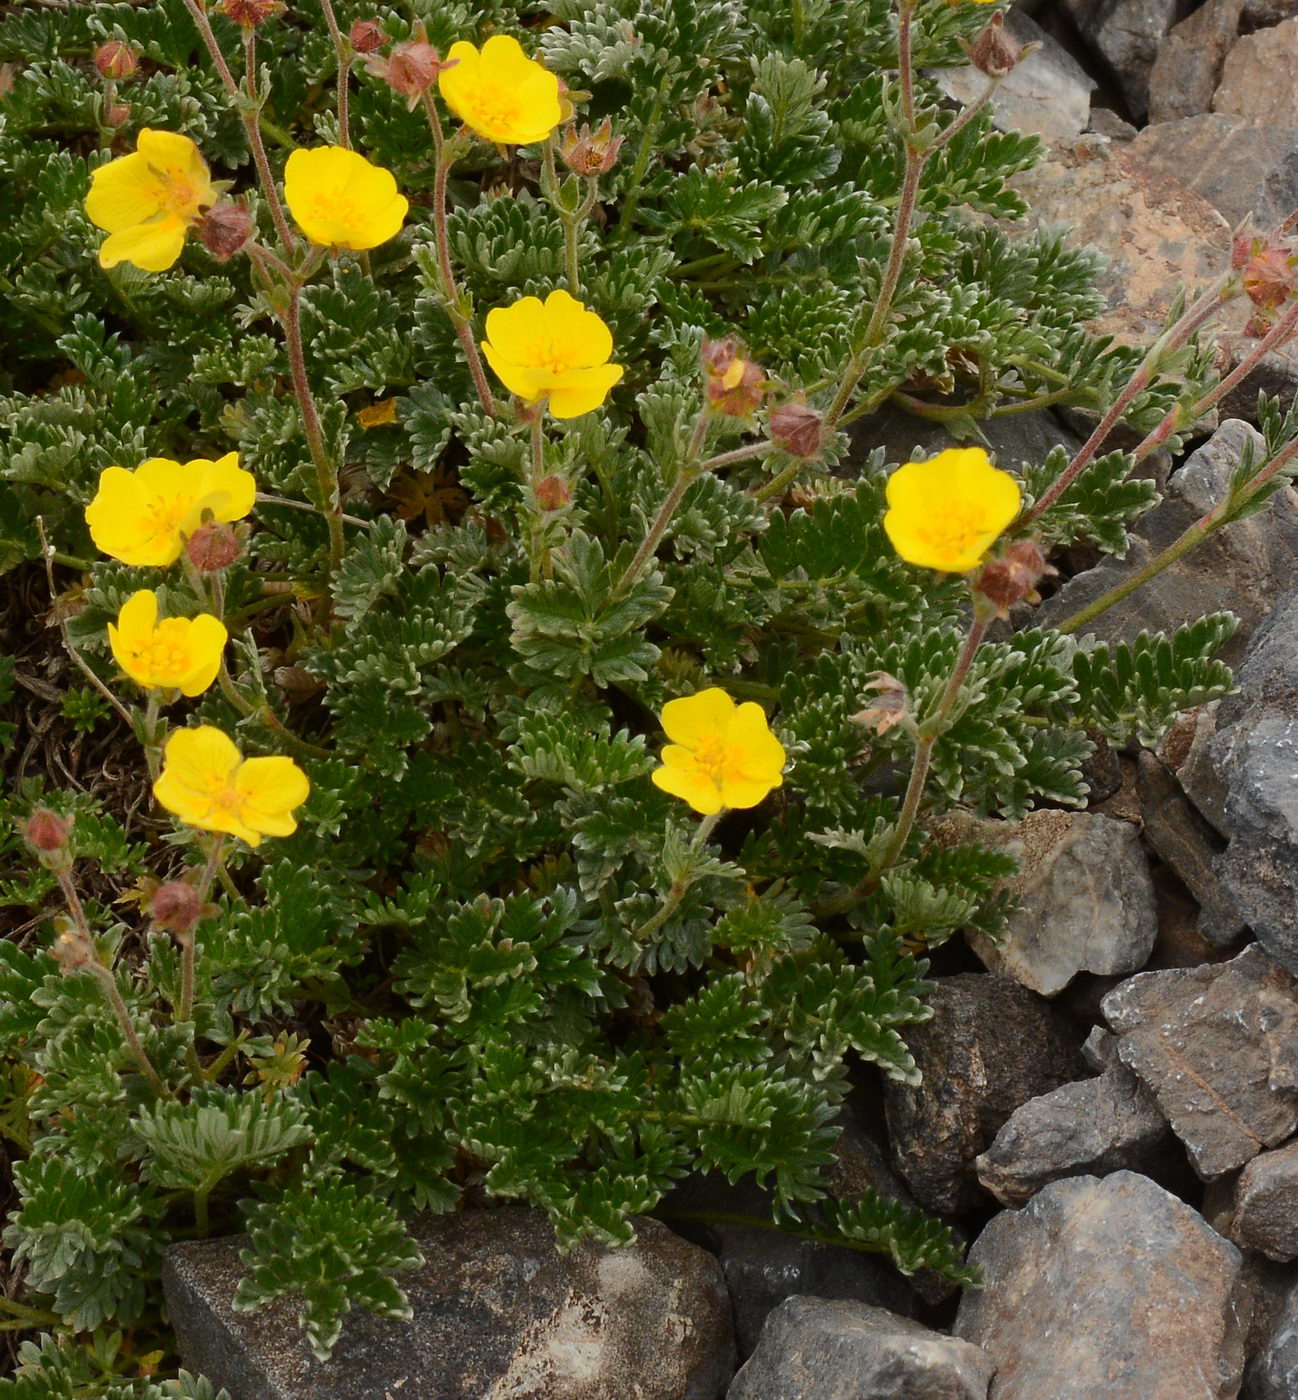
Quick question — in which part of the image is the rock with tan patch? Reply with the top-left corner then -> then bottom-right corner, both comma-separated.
1101,944 -> 1298,1180
164,1209 -> 735,1400
1214,16 -> 1298,128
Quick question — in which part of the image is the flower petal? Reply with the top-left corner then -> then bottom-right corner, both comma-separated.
85,153 -> 164,234
546,363 -> 624,418
652,760 -> 724,815
661,688 -> 737,748
177,614 -> 229,697
236,755 -> 310,836
193,452 -> 256,524
98,217 -> 187,272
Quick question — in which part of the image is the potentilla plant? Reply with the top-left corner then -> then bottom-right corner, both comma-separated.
1,0 -> 1296,1385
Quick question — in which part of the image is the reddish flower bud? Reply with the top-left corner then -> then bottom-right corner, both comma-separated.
197,203 -> 253,263
365,40 -> 444,107
973,538 -> 1055,618
218,0 -> 283,25
769,400 -> 825,459
104,102 -> 132,128
25,807 -> 73,855
1243,239 -> 1296,312
94,41 -> 138,81
702,337 -> 766,418
967,13 -> 1037,80
150,880 -> 206,935
348,19 -> 385,54
534,475 -> 571,512
559,119 -> 625,177
186,522 -> 241,573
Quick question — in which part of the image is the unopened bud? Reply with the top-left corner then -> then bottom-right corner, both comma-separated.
186,522 -> 241,573
105,102 -> 131,128
769,401 -> 825,459
967,13 -> 1037,80
198,203 -> 253,262
94,41 -> 138,81
348,19 -> 385,54
51,921 -> 96,974
365,40 -> 444,107
560,119 -> 625,176
702,337 -> 765,418
150,880 -> 206,935
1237,236 -> 1296,312
25,807 -> 73,855
973,538 -> 1055,618
850,673 -> 911,737
534,474 -> 571,512
218,0 -> 283,25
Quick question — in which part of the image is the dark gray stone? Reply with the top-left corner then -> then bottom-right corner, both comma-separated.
1243,1278 -> 1298,1400
974,1066 -> 1172,1207
1101,944 -> 1298,1179
849,406 -> 1082,479
1130,113 -> 1298,229
1244,0 -> 1298,27
965,811 -> 1158,996
164,1210 -> 735,1400
955,1172 -> 1249,1400
1037,421 -> 1298,667
727,1297 -> 994,1400
1059,0 -> 1191,121
883,973 -> 1083,1213
1230,1140 -> 1298,1260
1147,0 -> 1244,124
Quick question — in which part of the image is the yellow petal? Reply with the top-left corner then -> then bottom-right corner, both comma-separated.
718,771 -> 782,809
236,755 -> 310,836
652,760 -> 724,815
544,289 -> 614,366
177,615 -> 229,697
98,217 -> 187,272
546,363 -> 624,419
727,702 -> 787,777
661,688 -> 737,748
85,152 -> 164,234
193,452 -> 256,524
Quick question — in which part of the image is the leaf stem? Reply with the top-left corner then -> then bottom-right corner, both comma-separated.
317,0 -> 352,148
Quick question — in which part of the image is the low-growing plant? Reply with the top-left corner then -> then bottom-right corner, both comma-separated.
2,0 -> 1296,1388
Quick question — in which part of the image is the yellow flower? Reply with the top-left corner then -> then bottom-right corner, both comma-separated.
883,447 -> 1021,574
109,591 -> 228,697
652,688 -> 786,816
153,726 -> 309,846
282,146 -> 408,250
438,35 -> 562,146
85,453 -> 255,567
482,289 -> 624,418
85,129 -> 218,273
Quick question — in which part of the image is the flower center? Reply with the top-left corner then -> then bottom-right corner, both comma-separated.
915,502 -> 990,563
470,86 -> 528,134
690,734 -> 731,782
144,493 -> 192,545
140,637 -> 190,677
303,189 -> 361,229
153,165 -> 209,222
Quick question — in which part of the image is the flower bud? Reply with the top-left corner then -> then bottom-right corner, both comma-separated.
365,40 -> 443,107
534,474 -> 571,512
51,920 -> 96,974
94,41 -> 138,81
1237,236 -> 1296,312
104,102 -> 132,128
348,19 -> 385,54
197,202 -> 253,263
560,119 -> 625,177
702,337 -> 765,418
967,13 -> 1037,80
850,672 -> 911,737
218,0 -> 283,25
25,807 -> 73,855
186,522 -> 241,573
769,401 -> 825,459
973,538 -> 1055,618
149,880 -> 206,935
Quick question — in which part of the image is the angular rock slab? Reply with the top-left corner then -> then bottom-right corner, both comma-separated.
883,974 -> 1082,1213
975,1066 -> 1171,1207
1058,0 -> 1187,121
1214,16 -> 1298,128
727,1297 -> 994,1400
965,810 -> 1157,996
1102,944 -> 1298,1180
1244,1278 -> 1298,1400
164,1210 -> 735,1400
1229,1139 -> 1298,1260
956,1172 -> 1247,1400
1147,0 -> 1244,125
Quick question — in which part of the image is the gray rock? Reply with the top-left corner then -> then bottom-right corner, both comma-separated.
1215,16 -> 1298,129
1230,1140 -> 1298,1260
1037,421 -> 1298,667
1244,1279 -> 1298,1400
1148,0 -> 1244,124
1059,0 -> 1190,121
1081,1024 -> 1118,1071
1130,112 -> 1298,230
974,1066 -> 1172,1207
965,811 -> 1158,996
1243,0 -> 1298,27
849,405 -> 1082,478
1088,106 -> 1138,140
164,1210 -> 735,1400
1260,985 -> 1298,1092
1135,752 -> 1244,947
1101,944 -> 1298,1179
956,1172 -> 1248,1400
727,1297 -> 994,1400
936,9 -> 1093,147
884,973 -> 1083,1213
1160,701 -> 1230,835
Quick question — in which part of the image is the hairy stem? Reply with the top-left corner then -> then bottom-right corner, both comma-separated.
317,0 -> 352,148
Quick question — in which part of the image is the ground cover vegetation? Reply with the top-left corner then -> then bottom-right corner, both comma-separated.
0,0 -> 1294,1389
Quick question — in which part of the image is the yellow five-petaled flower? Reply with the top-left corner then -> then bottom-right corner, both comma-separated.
282,146 -> 409,251
85,129 -> 219,273
153,726 -> 309,846
652,688 -> 786,816
882,447 -> 1022,574
438,35 -> 563,146
482,289 -> 624,419
85,453 -> 256,568
109,591 -> 228,698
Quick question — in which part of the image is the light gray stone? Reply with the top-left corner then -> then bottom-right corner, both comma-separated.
1059,0 -> 1190,121
1037,421 -> 1298,666
965,811 -> 1157,996
1101,944 -> 1298,1179
884,973 -> 1082,1214
1230,1140 -> 1298,1260
727,1297 -> 994,1400
1215,16 -> 1298,129
955,1172 -> 1249,1400
1130,113 -> 1298,230
164,1210 -> 735,1400
1148,0 -> 1244,124
974,1066 -> 1172,1207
